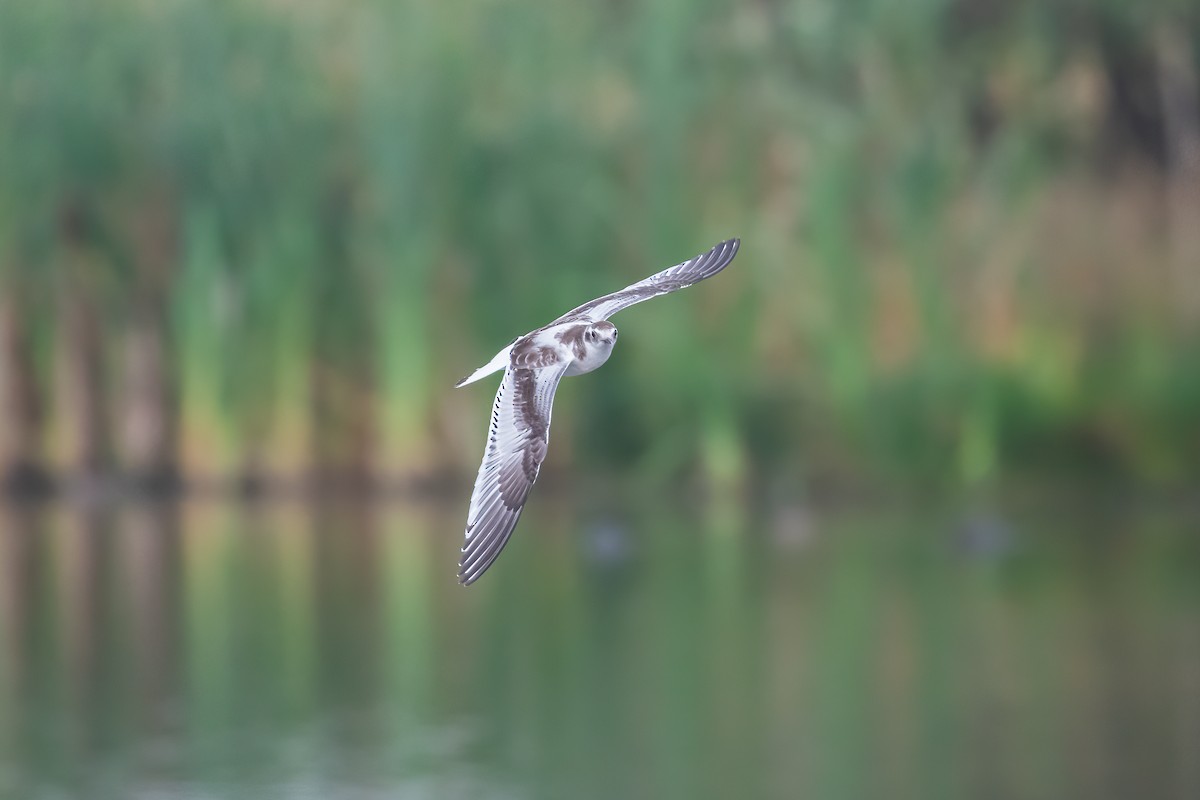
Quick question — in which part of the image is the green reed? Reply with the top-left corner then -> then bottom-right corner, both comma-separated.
0,0 -> 1196,486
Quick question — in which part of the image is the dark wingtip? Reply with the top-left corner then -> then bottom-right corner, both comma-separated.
698,237 -> 740,277
458,562 -> 484,586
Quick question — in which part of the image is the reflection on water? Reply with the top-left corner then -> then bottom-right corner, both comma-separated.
1,496 -> 1198,799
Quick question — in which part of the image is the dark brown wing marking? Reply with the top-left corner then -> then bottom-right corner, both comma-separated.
554,323 -> 591,361
551,238 -> 740,324
510,337 -> 562,369
459,359 -> 570,585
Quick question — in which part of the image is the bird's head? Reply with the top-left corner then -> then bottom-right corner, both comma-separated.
586,321 -> 618,346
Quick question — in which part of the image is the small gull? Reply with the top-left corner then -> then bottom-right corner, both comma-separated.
454,239 -> 741,584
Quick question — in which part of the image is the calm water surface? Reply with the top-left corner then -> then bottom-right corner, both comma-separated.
0,494 -> 1197,799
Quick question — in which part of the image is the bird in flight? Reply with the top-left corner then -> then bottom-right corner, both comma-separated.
454,238 -> 741,584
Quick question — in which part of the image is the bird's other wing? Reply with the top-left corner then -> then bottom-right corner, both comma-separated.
459,358 -> 571,585
551,238 -> 740,324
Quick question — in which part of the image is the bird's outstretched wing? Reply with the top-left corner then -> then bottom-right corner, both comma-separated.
551,238 -> 740,324
459,359 -> 571,585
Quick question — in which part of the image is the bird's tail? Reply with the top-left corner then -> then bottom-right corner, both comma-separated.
454,345 -> 512,388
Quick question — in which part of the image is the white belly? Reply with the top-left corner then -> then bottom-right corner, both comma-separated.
565,340 -> 614,376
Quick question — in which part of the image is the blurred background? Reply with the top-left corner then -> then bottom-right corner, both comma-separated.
1,1 -> 1198,798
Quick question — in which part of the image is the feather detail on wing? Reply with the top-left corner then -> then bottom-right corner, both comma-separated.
459,360 -> 570,585
551,238 -> 740,324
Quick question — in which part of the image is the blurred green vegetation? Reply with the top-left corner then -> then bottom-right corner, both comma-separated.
2,501 -> 1198,797
0,0 -> 1198,491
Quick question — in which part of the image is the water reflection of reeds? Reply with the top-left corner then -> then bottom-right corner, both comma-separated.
1,500 -> 1198,798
